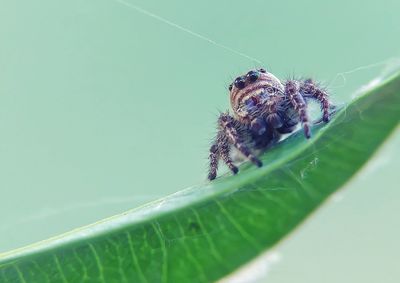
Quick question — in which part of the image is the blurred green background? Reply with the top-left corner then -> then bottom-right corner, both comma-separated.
0,0 -> 399,282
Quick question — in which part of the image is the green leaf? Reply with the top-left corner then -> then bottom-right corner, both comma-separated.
1,72 -> 399,283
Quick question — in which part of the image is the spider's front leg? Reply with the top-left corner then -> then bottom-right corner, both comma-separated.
208,113 -> 262,180
300,79 -> 332,122
208,131 -> 238,180
208,142 -> 220,181
284,80 -> 311,138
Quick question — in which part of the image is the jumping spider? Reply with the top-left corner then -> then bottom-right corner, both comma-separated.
208,68 -> 332,180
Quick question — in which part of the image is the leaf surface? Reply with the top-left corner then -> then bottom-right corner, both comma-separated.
1,73 -> 399,283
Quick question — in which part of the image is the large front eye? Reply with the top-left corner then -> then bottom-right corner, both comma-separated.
247,70 -> 259,82
234,77 -> 246,89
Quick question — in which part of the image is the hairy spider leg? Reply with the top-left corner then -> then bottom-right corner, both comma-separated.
208,132 -> 239,180
219,135 -> 239,175
208,143 -> 220,181
208,113 -> 263,180
300,79 -> 331,122
284,80 -> 311,138
218,114 -> 262,167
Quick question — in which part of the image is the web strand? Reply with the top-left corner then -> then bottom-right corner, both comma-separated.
112,0 -> 264,65
329,58 -> 396,88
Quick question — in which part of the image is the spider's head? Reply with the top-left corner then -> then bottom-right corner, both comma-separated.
228,68 -> 284,123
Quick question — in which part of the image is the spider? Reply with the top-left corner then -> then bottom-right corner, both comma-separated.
208,68 -> 332,180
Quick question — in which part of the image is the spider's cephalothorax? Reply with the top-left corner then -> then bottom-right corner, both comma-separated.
208,68 -> 332,180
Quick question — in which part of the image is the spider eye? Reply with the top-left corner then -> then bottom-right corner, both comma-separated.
259,68 -> 267,73
228,84 -> 233,91
247,70 -> 259,82
234,77 -> 246,89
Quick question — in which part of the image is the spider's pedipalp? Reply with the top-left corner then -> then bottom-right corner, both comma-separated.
262,95 -> 284,129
